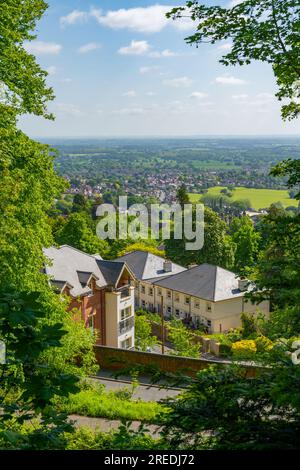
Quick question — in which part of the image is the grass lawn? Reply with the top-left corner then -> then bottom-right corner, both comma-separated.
189,186 -> 298,210
55,383 -> 166,423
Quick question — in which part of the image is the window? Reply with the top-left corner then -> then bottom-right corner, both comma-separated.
121,337 -> 132,350
207,320 -> 212,327
167,290 -> 171,299
175,309 -> 180,316
194,300 -> 200,309
206,302 -> 212,312
167,306 -> 172,314
88,315 -> 94,331
158,289 -> 162,297
174,294 -> 180,302
120,306 -> 132,321
141,300 -> 146,308
141,285 -> 145,294
149,287 -> 153,296
185,296 -> 190,305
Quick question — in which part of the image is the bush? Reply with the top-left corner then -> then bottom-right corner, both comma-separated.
255,335 -> 273,353
231,340 -> 257,358
65,423 -> 168,450
219,343 -> 232,357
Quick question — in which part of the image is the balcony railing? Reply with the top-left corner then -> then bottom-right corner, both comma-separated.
118,316 -> 134,335
117,286 -> 131,299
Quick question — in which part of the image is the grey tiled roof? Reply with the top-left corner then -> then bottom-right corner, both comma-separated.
97,260 -> 126,287
116,250 -> 186,280
43,245 -> 129,297
153,264 -> 244,302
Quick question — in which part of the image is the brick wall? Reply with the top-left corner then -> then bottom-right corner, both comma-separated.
94,345 -> 258,377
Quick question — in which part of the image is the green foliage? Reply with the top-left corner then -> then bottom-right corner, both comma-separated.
165,207 -> 235,269
117,242 -> 165,258
65,423 -> 167,450
241,312 -> 258,338
135,315 -> 159,352
230,216 -> 261,273
159,361 -> 300,449
168,319 -> 200,358
55,212 -> 109,256
168,1 -> 300,121
255,335 -> 274,353
0,0 -> 54,117
41,311 -> 98,377
56,382 -> 164,423
0,291 -> 79,449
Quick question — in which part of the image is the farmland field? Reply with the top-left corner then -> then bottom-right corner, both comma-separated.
189,187 -> 298,210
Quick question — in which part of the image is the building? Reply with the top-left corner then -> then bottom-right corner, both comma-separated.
116,250 -> 270,334
117,250 -> 186,312
43,245 -> 135,349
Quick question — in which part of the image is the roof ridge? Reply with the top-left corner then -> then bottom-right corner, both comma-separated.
212,265 -> 218,302
141,251 -> 150,280
58,244 -> 101,260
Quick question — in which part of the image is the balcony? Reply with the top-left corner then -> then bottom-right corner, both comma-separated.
118,316 -> 134,335
117,285 -> 131,299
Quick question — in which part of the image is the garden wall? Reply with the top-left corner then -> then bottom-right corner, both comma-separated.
94,345 -> 258,377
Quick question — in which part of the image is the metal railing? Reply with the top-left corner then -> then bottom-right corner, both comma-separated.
118,316 -> 134,335
117,286 -> 131,299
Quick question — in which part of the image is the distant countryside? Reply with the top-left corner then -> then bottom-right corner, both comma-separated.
189,187 -> 298,210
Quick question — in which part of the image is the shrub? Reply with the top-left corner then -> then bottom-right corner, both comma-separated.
219,343 -> 232,357
255,335 -> 273,353
231,339 -> 257,358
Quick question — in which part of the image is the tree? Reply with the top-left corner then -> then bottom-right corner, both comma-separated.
177,184 -> 190,207
168,0 -> 300,120
168,319 -> 200,358
117,242 -> 165,258
165,207 -> 235,269
159,358 -> 300,450
230,216 -> 261,273
72,193 -> 88,213
56,212 -> 109,256
135,315 -> 159,352
0,291 -> 79,449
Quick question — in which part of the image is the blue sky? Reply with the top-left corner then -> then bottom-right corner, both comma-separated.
19,0 -> 300,137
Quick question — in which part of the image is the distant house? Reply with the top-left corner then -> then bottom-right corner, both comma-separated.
43,245 -> 136,349
116,250 -> 270,334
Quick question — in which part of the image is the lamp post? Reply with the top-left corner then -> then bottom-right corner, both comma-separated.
161,295 -> 165,355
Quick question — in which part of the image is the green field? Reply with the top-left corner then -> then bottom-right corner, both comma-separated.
189,186 -> 298,210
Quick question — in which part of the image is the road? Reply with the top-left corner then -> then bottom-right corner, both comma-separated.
92,371 -> 182,402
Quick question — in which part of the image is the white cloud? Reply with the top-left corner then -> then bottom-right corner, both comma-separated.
78,43 -> 101,54
228,0 -> 243,7
232,94 -> 249,101
139,65 -> 160,74
163,77 -> 194,88
146,91 -> 157,96
61,78 -> 72,84
149,49 -> 178,58
123,90 -> 136,97
24,41 -> 62,55
190,92 -> 208,99
56,103 -> 84,117
118,40 -> 150,56
112,107 -> 147,116
46,66 -> 57,76
215,75 -> 247,85
90,5 -> 194,33
218,43 -> 232,51
60,10 -> 88,26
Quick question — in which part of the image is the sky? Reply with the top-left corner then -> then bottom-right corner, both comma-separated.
19,0 -> 300,138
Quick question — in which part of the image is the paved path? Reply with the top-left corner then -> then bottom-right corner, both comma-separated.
69,415 -> 161,437
93,377 -> 180,402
